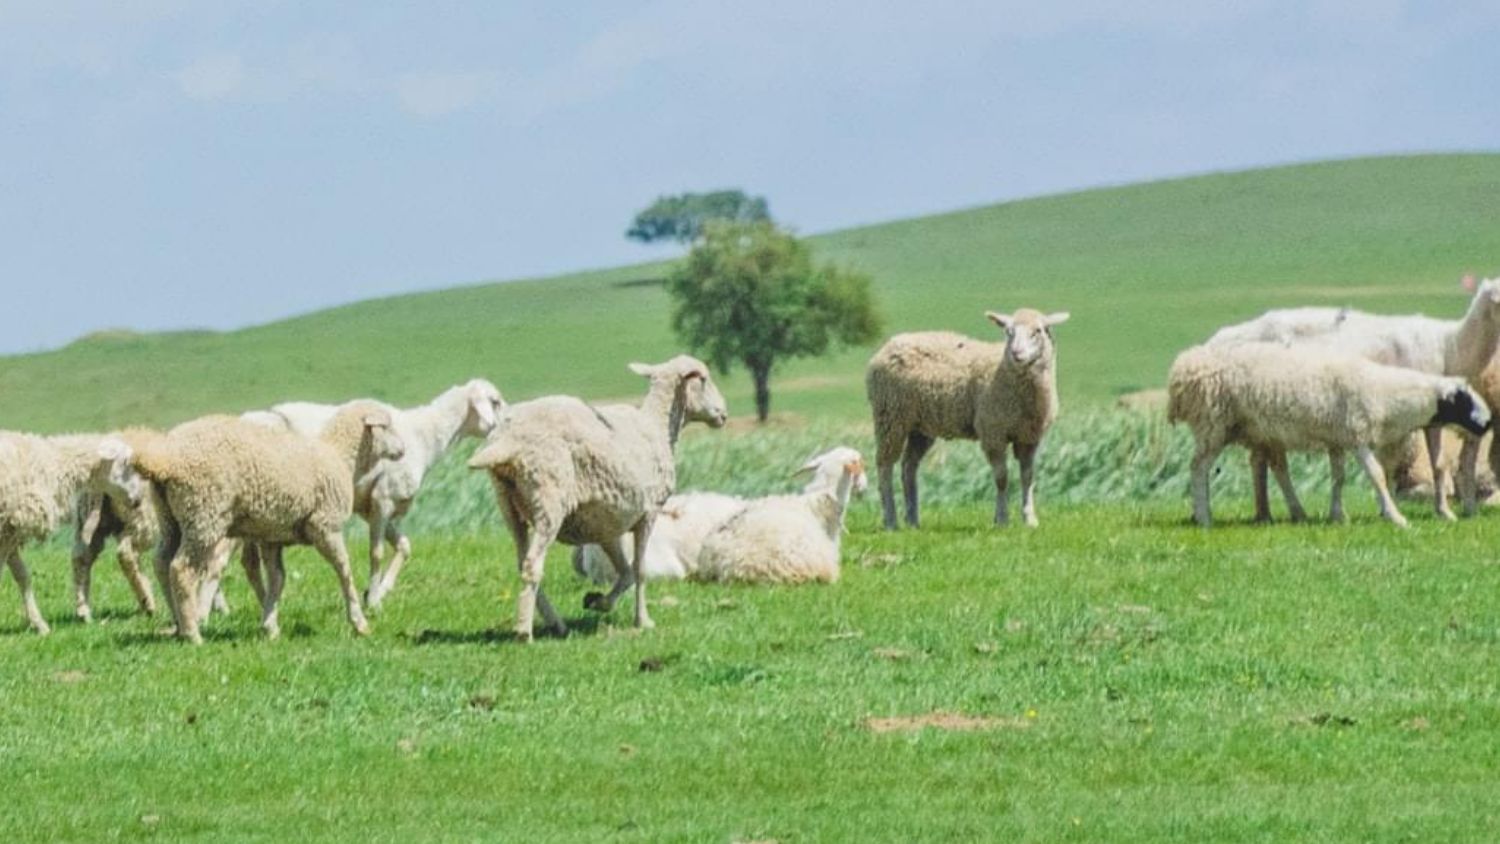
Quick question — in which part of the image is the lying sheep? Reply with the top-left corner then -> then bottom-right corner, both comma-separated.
1167,341 -> 1491,528
468,356 -> 727,642
0,433 -> 144,634
137,403 -> 403,643
867,309 -> 1069,529
573,447 -> 868,584
696,447 -> 867,584
244,378 -> 504,609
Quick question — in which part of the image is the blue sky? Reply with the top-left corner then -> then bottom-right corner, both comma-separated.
0,1 -> 1495,353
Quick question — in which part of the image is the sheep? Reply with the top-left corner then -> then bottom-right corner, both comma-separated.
572,447 -> 868,584
572,492 -> 744,584
0,432 -> 144,635
69,427 -> 165,623
242,379 -> 504,609
867,308 -> 1069,530
695,447 -> 867,585
468,356 -> 727,642
1167,341 -> 1491,528
136,403 -> 404,643
1210,280 -> 1500,519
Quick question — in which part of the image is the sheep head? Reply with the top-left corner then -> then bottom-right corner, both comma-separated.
90,437 -> 145,509
459,378 -> 506,438
1432,379 -> 1491,436
794,446 -> 868,496
987,308 -> 1068,367
629,355 -> 729,428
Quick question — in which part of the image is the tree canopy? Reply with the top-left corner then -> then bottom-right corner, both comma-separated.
626,190 -> 771,245
667,220 -> 882,421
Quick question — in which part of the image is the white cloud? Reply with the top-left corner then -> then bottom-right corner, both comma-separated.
393,70 -> 491,118
176,52 -> 244,100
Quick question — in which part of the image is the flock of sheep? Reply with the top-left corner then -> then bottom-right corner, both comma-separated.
1,285 -> 1495,645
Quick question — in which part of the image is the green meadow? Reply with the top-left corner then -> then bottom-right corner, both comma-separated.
3,154 -> 1500,841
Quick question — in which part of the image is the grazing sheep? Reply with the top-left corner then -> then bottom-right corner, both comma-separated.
468,356 -> 727,642
1211,280 -> 1500,518
867,308 -> 1069,530
572,446 -> 868,584
137,403 -> 404,643
1167,341 -> 1491,528
0,433 -> 144,634
244,379 -> 504,608
696,447 -> 867,584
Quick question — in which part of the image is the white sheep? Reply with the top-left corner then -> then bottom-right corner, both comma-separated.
572,447 -> 868,584
866,308 -> 1069,530
243,379 -> 504,608
69,428 -> 164,623
468,356 -> 727,642
136,403 -> 404,643
0,432 -> 145,634
1167,341 -> 1491,528
696,447 -> 868,584
1210,280 -> 1500,518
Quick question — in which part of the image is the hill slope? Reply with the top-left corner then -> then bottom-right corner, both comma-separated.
3,153 -> 1498,433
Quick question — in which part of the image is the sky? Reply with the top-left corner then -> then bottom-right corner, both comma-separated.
0,1 -> 1496,353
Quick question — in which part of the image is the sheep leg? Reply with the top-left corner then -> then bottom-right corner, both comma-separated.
240,542 -> 269,619
1457,434 -> 1482,517
1267,450 -> 1306,523
584,536 -> 633,613
987,445 -> 1010,526
875,428 -> 904,531
154,521 -> 183,637
514,522 -> 559,644
168,548 -> 207,645
901,432 -> 934,528
1426,426 -> 1456,521
631,519 -> 655,630
1328,448 -> 1347,523
1356,445 -> 1408,528
364,513 -> 387,604
311,530 -> 371,637
71,505 -> 110,622
115,536 -> 158,616
1014,441 -> 1040,528
368,516 -> 413,611
258,545 -> 288,640
6,550 -> 50,636
1250,451 -> 1272,523
1189,440 -> 1223,527
195,540 -> 234,624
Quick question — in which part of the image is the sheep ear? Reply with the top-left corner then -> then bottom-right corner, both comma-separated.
985,311 -> 1013,331
628,362 -> 654,377
1044,312 -> 1070,327
362,413 -> 388,429
791,456 -> 820,477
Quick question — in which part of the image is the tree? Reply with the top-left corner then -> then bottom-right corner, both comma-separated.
626,189 -> 770,245
667,221 -> 882,422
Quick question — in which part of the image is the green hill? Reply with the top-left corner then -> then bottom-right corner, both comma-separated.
4,153 -> 1498,433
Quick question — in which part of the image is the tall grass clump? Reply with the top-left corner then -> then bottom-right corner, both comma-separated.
401,409 -> 1340,534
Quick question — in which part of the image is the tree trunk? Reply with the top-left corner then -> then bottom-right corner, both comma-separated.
751,362 -> 772,423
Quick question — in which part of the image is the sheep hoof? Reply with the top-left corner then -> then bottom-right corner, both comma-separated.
1436,508 -> 1457,522
582,592 -> 611,612
352,618 -> 372,637
264,625 -> 281,641
515,629 -> 535,644
76,607 -> 93,624
33,622 -> 52,637
548,623 -> 570,639
635,615 -> 656,631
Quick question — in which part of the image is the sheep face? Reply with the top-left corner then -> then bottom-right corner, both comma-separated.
986,308 -> 1069,367
797,446 -> 868,495
1432,382 -> 1491,436
460,379 -> 506,438
91,439 -> 145,509
362,413 -> 406,465
683,368 -> 729,428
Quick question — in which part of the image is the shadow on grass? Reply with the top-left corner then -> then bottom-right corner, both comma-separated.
406,613 -> 605,645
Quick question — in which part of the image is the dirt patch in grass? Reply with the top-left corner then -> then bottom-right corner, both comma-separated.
864,711 -> 1031,734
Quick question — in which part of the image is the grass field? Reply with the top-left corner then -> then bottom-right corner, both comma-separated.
4,155 -> 1500,840
4,504 -> 1499,841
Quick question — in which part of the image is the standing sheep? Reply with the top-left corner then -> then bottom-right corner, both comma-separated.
573,446 -> 868,584
867,308 -> 1069,530
136,403 -> 403,643
696,447 -> 867,584
1167,341 -> 1491,528
69,428 -> 164,622
0,433 -> 144,635
468,356 -> 727,642
244,379 -> 504,608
